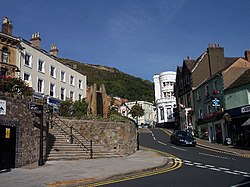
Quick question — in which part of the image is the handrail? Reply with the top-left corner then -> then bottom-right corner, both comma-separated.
50,120 -> 89,152
53,114 -> 90,142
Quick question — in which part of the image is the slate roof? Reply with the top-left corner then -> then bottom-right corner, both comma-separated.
226,69 -> 250,90
184,59 -> 196,71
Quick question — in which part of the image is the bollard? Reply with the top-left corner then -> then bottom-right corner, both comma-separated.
90,140 -> 93,159
70,126 -> 73,144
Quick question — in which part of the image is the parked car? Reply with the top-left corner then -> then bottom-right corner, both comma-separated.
170,130 -> 196,146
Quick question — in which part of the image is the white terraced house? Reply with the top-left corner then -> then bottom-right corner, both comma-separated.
0,17 -> 87,106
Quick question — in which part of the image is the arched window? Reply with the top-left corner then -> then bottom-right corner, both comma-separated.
2,47 -> 9,63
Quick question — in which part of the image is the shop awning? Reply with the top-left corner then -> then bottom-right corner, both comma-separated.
242,118 -> 250,127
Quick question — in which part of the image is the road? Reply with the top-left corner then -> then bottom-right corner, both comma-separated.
105,128 -> 250,187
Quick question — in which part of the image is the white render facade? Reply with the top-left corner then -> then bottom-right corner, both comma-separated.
126,101 -> 156,127
153,71 -> 176,126
17,38 -> 87,104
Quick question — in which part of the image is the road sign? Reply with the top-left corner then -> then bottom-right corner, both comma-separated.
0,99 -> 6,115
28,102 -> 43,114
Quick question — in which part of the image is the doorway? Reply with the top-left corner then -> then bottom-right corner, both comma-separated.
0,125 -> 16,170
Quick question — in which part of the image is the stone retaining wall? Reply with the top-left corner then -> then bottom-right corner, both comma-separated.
60,118 -> 137,156
0,93 -> 45,168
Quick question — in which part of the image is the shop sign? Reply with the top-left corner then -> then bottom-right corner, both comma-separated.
0,99 -> 6,115
241,105 -> 250,113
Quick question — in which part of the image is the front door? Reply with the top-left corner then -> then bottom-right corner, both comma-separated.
0,125 -> 16,170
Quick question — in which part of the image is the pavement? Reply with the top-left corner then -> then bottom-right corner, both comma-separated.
0,148 -> 170,187
0,128 -> 249,187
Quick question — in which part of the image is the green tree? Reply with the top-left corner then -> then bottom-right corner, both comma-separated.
72,98 -> 88,117
58,100 -> 73,117
58,98 -> 88,117
0,76 -> 33,96
129,104 -> 144,124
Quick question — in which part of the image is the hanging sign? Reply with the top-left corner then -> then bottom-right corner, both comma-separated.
0,99 -> 6,115
5,128 -> 10,138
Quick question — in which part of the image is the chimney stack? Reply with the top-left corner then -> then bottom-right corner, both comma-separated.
30,32 -> 41,48
49,44 -> 58,57
244,50 -> 250,62
2,17 -> 13,35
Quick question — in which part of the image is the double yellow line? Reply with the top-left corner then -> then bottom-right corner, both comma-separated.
81,148 -> 182,187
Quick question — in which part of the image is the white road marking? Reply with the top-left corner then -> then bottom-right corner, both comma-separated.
209,168 -> 221,171
193,162 -> 202,165
199,152 -> 233,160
171,146 -> 187,152
233,170 -> 248,175
184,163 -> 194,166
231,181 -> 250,187
196,165 -> 207,169
205,164 -> 215,168
182,160 -> 250,178
224,171 -> 239,175
149,130 -> 156,140
218,167 -> 230,171
157,141 -> 167,146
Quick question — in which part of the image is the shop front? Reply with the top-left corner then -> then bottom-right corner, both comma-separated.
197,118 -> 227,144
226,105 -> 250,148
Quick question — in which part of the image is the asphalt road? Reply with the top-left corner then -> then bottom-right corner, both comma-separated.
105,128 -> 250,187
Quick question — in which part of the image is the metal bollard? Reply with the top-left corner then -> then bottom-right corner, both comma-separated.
90,140 -> 93,159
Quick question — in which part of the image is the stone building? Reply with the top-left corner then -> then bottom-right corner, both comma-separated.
0,17 -> 20,78
87,83 -> 111,118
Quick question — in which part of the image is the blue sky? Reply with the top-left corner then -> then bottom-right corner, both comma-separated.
1,0 -> 250,81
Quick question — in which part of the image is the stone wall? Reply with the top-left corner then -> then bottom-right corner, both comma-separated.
60,118 -> 137,156
0,93 -> 46,167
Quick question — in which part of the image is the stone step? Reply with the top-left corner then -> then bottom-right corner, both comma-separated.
46,152 -> 123,161
49,139 -> 90,145
46,155 -> 89,161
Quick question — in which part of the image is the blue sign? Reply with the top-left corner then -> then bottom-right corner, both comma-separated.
212,98 -> 220,107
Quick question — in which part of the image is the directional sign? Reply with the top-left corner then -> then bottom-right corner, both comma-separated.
28,102 -> 43,114
0,99 -> 6,115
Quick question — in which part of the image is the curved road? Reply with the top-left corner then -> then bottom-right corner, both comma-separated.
104,128 -> 250,187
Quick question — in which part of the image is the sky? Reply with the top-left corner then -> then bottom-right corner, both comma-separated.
1,0 -> 250,82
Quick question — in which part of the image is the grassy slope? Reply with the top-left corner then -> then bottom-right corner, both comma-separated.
59,58 -> 154,102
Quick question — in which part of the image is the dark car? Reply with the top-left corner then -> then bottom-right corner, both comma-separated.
170,130 -> 196,146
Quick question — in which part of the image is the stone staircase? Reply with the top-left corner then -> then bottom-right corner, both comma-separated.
47,117 -> 123,160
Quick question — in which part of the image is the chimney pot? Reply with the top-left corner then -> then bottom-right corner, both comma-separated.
30,32 -> 41,48
244,50 -> 250,62
50,44 -> 58,57
1,16 -> 13,35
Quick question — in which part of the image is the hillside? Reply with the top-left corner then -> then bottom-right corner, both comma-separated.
59,58 -> 155,102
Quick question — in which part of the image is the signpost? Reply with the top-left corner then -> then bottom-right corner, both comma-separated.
28,102 -> 44,166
